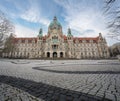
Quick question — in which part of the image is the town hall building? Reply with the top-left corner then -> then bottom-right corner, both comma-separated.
3,16 -> 110,59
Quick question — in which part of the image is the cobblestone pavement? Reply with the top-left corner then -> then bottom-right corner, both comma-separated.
0,83 -> 40,101
0,59 -> 120,101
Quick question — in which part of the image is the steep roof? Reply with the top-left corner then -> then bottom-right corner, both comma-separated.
13,35 -> 99,44
14,37 -> 37,43
73,37 -> 99,43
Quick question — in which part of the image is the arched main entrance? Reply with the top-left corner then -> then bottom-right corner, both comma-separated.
47,52 -> 50,58
60,52 -> 63,58
53,52 -> 57,58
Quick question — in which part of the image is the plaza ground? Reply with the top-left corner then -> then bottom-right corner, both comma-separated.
0,59 -> 120,101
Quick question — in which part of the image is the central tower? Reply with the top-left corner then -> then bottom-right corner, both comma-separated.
44,16 -> 65,58
48,16 -> 62,34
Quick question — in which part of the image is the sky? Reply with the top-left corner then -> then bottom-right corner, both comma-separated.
0,0 -> 119,46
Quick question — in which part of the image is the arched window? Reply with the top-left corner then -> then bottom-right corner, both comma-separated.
47,52 -> 50,58
53,52 -> 57,58
60,52 -> 63,58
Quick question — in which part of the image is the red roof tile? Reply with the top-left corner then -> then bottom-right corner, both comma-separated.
73,37 -> 99,43
13,35 -> 99,44
14,37 -> 37,43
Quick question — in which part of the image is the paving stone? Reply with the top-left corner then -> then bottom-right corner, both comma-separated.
0,83 -> 41,101
0,59 -> 120,101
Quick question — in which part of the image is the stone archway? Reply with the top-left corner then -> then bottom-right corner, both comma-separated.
47,52 -> 50,58
60,52 -> 63,58
53,52 -> 57,58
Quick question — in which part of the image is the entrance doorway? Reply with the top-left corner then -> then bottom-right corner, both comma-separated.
60,52 -> 63,58
53,52 -> 57,58
47,52 -> 50,58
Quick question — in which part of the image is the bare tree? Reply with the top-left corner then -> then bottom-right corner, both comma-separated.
105,0 -> 115,4
0,10 -> 14,47
2,33 -> 16,58
104,0 -> 120,41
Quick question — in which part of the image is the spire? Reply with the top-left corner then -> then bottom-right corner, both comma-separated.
99,33 -> 102,37
67,28 -> 72,37
39,28 -> 42,34
38,28 -> 43,37
53,16 -> 57,21
68,28 -> 71,34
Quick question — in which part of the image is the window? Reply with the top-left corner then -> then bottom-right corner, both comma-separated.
22,40 -> 25,43
28,40 -> 32,43
52,36 -> 58,43
48,48 -> 50,51
19,40 -> 21,43
52,45 -> 58,49
90,40 -> 93,43
89,53 -> 91,56
86,40 -> 89,43
81,53 -> 83,55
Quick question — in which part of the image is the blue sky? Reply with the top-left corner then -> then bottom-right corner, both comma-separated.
0,0 -> 119,46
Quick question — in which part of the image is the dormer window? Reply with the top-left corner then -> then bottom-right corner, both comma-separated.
90,40 -> 93,43
28,40 -> 32,43
86,40 -> 89,43
22,40 -> 25,43
82,40 -> 85,43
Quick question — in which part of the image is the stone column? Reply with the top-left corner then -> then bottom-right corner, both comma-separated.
63,52 -> 65,58
45,52 -> 47,58
58,52 -> 60,58
2,53 -> 4,58
50,52 -> 53,58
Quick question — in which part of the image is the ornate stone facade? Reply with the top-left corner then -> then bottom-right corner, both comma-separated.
2,17 -> 110,59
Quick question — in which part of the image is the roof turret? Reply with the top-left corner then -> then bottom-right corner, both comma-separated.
67,28 -> 73,37
38,28 -> 43,37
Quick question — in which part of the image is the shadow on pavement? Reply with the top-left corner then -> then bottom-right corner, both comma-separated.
0,75 -> 111,101
33,67 -> 120,74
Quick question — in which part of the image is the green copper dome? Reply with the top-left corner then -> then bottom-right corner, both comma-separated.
49,16 -> 62,29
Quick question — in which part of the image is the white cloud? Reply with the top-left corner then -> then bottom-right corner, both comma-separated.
54,0 -> 108,37
3,0 -> 50,38
21,8 -> 50,26
106,37 -> 119,46
15,24 -> 38,37
3,0 -> 50,26
54,0 -> 120,45
1,0 -> 118,46
20,0 -> 50,26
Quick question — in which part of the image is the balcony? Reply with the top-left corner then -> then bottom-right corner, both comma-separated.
52,45 -> 58,51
